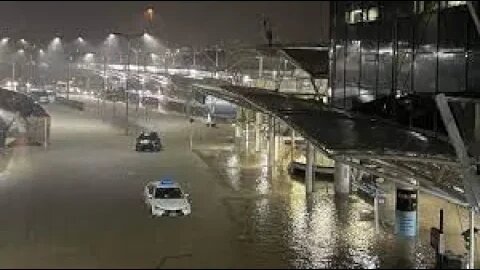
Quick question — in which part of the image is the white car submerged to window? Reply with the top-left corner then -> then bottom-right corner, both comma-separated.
144,179 -> 191,217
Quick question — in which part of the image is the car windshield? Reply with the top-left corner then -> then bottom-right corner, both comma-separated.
31,92 -> 48,97
154,187 -> 182,199
139,132 -> 158,140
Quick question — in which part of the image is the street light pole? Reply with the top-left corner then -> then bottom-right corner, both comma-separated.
215,46 -> 219,76
135,48 -> 139,113
113,31 -> 145,136
164,51 -> 169,74
193,49 -> 196,67
103,55 -> 107,118
12,62 -> 15,91
67,57 -> 71,100
125,38 -> 131,135
29,54 -> 33,84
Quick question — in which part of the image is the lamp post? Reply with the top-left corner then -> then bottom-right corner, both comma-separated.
132,47 -> 141,113
14,48 -> 26,91
24,43 -> 37,88
145,7 -> 154,33
104,33 -> 115,120
12,62 -> 15,91
67,54 -> 72,100
83,52 -> 98,113
112,32 -> 145,136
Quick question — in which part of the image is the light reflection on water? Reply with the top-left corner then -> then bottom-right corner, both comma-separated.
194,134 -> 436,269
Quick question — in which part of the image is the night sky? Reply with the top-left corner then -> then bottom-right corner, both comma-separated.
0,1 -> 329,47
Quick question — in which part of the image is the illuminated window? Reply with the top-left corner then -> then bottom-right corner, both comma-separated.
362,10 -> 369,22
367,7 -> 379,21
345,11 -> 354,24
345,9 -> 363,24
414,1 -> 425,13
415,1 -> 443,13
345,7 -> 378,24
447,1 -> 466,7
351,9 -> 363,23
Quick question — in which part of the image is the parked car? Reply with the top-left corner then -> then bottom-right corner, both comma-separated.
29,90 -> 50,104
141,96 -> 159,107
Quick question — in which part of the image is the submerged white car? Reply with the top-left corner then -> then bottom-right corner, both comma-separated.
144,179 -> 191,217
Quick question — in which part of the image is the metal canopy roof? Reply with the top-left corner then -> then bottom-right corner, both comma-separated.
196,84 -> 455,159
160,71 -> 468,206
190,82 -> 467,206
256,43 -> 330,79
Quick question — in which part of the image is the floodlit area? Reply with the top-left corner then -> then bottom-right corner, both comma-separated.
1,1 -> 480,269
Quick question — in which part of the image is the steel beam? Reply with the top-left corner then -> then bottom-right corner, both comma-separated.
436,93 -> 480,211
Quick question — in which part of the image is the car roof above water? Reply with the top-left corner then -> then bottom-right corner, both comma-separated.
140,131 -> 158,136
151,179 -> 180,189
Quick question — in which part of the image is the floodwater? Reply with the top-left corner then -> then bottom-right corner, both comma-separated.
192,125 -> 436,269
0,99 -> 469,268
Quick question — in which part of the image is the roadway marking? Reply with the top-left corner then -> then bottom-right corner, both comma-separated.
155,253 -> 193,269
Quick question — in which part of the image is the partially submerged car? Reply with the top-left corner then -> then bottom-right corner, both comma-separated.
135,131 -> 162,152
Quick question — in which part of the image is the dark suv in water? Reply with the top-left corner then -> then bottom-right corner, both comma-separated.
135,131 -> 162,152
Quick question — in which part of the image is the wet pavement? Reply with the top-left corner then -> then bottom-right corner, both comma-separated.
0,98 -> 476,268
191,125 -> 437,269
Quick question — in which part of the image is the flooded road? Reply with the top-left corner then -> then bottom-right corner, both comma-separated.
192,125 -> 437,269
0,101 -> 458,268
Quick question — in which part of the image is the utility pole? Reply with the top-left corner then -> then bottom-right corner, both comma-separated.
113,32 -> 144,135
125,38 -> 131,135
12,62 -> 15,91
145,7 -> 154,33
258,56 -> 264,78
103,55 -> 107,118
30,54 -> 34,85
164,51 -> 168,73
215,45 -> 219,77
193,48 -> 196,67
135,48 -> 139,113
67,56 -> 71,100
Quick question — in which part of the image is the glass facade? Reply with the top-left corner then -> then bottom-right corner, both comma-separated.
330,1 -> 478,110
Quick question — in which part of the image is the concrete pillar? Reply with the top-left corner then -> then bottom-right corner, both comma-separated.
268,116 -> 275,168
43,117 -> 49,149
235,106 -> 243,128
235,122 -> 241,138
334,162 -> 350,195
255,112 -> 261,152
305,141 -> 314,194
275,134 -> 280,161
189,122 -> 194,150
374,190 -> 380,233
291,129 -> 295,162
245,119 -> 249,152
207,112 -> 212,126
395,187 -> 418,237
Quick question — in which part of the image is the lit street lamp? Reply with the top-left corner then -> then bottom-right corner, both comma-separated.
145,7 -> 154,32
77,36 -> 85,44
67,54 -> 73,100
